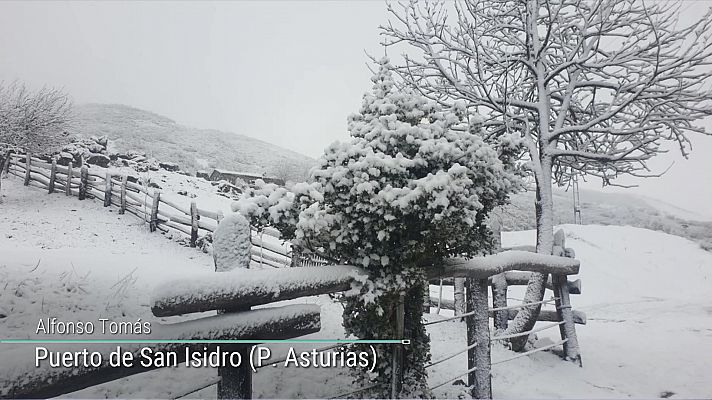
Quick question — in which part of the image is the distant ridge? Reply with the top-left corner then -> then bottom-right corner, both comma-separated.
73,103 -> 315,182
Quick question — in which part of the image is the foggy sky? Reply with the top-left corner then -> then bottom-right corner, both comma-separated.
1,1 -> 710,218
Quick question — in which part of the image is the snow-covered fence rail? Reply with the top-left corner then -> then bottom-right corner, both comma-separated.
2,151 -> 291,267
151,265 -> 366,317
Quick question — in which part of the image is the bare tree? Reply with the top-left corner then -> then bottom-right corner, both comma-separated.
382,0 -> 712,350
0,81 -> 73,153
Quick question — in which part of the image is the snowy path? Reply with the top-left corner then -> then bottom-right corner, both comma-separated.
2,179 -> 711,398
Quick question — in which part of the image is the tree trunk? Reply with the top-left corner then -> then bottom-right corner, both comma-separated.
505,156 -> 555,351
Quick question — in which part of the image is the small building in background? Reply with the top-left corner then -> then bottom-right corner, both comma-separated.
209,169 -> 284,186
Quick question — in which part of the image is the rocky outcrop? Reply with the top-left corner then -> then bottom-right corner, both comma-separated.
55,135 -> 110,167
159,161 -> 180,172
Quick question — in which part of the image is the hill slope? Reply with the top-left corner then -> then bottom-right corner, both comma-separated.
498,188 -> 712,251
72,103 -> 315,181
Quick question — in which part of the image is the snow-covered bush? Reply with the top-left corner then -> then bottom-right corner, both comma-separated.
233,59 -> 520,397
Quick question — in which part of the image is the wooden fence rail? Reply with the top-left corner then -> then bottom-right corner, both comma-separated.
2,152 -> 290,266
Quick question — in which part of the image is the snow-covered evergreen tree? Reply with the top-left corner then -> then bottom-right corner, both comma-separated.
234,59 -> 520,397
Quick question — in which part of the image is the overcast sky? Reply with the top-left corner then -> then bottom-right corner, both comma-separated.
0,1 -> 710,218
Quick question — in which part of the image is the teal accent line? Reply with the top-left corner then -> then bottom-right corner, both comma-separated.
0,339 -> 402,344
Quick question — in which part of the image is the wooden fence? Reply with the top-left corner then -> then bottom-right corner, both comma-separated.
1,151 -> 304,268
0,151 -> 584,399
424,229 -> 584,398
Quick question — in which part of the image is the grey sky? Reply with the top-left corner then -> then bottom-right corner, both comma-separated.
0,1 -> 710,217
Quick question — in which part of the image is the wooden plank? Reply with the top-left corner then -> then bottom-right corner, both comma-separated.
250,235 -> 289,258
159,196 -> 190,215
434,251 -> 580,279
198,218 -> 217,232
151,265 -> 366,317
125,180 -> 149,194
7,169 -> 24,179
29,168 -> 51,181
261,227 -> 282,239
250,254 -> 285,269
27,180 -> 46,191
29,171 -> 50,187
157,208 -> 191,226
197,207 -> 219,221
124,189 -> 151,207
0,304 -> 320,399
158,219 -> 192,236
251,246 -> 290,266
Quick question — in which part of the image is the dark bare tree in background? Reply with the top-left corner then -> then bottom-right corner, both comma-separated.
382,0 -> 712,351
0,81 -> 73,153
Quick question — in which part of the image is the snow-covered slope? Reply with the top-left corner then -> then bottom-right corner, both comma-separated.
73,103 -> 316,181
1,179 -> 711,398
500,188 -> 712,251
428,224 -> 712,399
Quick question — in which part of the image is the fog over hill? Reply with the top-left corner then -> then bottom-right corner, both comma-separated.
73,103 -> 316,181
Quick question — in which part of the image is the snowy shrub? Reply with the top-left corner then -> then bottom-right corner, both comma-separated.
233,59 -> 520,397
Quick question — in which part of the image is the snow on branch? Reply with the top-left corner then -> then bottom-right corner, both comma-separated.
382,0 -> 712,187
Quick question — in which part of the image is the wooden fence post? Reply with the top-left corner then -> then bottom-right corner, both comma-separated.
24,153 -> 31,186
48,157 -> 57,194
190,201 -> 199,247
0,153 -> 5,198
290,245 -> 302,268
466,278 -> 492,399
66,162 -> 73,196
553,273 -> 582,366
217,303 -> 252,400
491,274 -> 508,331
489,219 -> 508,331
78,166 -> 88,200
150,191 -> 160,232
2,151 -> 10,176
104,172 -> 112,207
214,213 -> 253,399
391,294 -> 405,398
119,175 -> 127,214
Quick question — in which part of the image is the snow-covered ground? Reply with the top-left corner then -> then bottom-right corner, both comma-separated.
1,177 -> 711,398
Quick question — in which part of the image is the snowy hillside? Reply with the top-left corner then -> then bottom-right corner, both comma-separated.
1,178 -> 711,398
500,188 -> 712,251
72,104 -> 316,181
